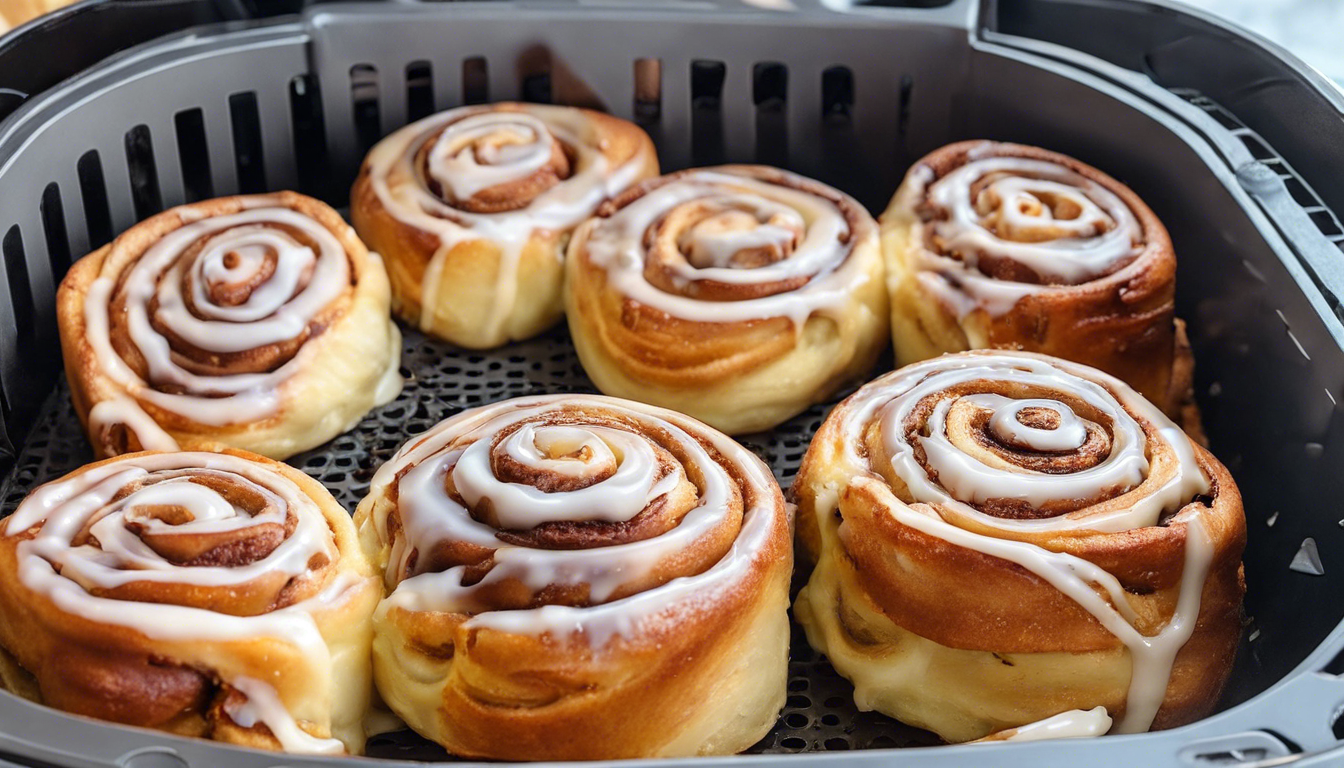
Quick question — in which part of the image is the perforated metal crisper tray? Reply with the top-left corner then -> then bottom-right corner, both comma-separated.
3,0 -> 1344,766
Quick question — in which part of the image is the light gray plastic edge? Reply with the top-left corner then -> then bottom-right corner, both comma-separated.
0,1 -> 1339,767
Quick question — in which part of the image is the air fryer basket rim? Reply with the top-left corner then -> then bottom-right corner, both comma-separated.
0,1 -> 1343,767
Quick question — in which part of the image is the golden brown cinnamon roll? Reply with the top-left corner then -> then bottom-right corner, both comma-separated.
56,192 -> 402,460
881,141 -> 1193,419
566,166 -> 889,434
793,351 -> 1245,743
351,103 -> 658,349
354,395 -> 792,760
0,449 -> 381,754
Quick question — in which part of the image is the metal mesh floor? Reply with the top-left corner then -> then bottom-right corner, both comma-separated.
0,324 -> 940,758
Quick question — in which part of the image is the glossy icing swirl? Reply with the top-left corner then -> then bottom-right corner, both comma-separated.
423,111 -> 570,210
850,352 -> 1205,533
362,395 -> 782,646
84,200 -> 358,428
2,451 -> 360,754
925,157 -> 1141,282
579,167 -> 874,326
907,149 -> 1144,316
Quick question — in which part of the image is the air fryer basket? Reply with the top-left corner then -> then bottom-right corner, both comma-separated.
1,1 -> 1344,766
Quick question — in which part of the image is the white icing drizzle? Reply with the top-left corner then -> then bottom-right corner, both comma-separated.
847,351 -> 1206,535
991,707 -> 1113,742
87,396 -> 180,452
904,148 -> 1143,318
838,350 -> 1214,733
226,677 -> 344,755
3,452 -> 357,754
580,169 -> 873,327
82,199 -> 357,427
454,424 -> 681,529
367,395 -> 780,647
427,112 -> 556,201
986,397 -> 1088,453
363,105 -> 647,338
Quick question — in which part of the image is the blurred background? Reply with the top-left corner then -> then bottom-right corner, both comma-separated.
1178,0 -> 1344,84
1,0 -> 1342,86
0,0 -> 63,31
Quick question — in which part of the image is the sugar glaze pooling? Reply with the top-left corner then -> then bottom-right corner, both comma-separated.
992,707 -> 1114,742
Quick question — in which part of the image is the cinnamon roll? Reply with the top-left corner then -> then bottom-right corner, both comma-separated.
351,103 -> 658,349
793,351 -> 1245,743
882,141 -> 1193,419
354,395 -> 791,760
57,192 -> 403,460
566,166 -> 889,435
0,449 -> 382,754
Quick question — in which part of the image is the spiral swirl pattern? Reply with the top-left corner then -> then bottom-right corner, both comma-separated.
7,452 -> 338,605
565,166 -> 888,434
422,111 -> 571,212
579,166 -> 872,324
87,205 -> 349,423
922,156 -> 1141,287
881,141 -> 1186,425
0,450 -> 378,754
849,351 -> 1205,533
61,192 -> 402,459
363,394 -> 783,644
376,107 -> 615,226
794,350 -> 1244,740
356,395 -> 791,759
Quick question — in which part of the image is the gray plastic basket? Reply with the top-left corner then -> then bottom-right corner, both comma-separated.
1,0 -> 1344,766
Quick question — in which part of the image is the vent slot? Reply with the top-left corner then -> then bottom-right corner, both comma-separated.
819,66 -> 862,194
691,60 -> 726,166
3,226 -> 33,350
406,61 -> 435,122
462,57 -> 489,105
821,66 -> 854,121
124,124 -> 162,220
753,62 -> 788,167
174,108 -> 213,203
40,183 -> 70,279
228,92 -> 267,194
1283,176 -> 1317,209
1239,133 -> 1276,162
519,49 -> 552,104
289,75 -> 328,199
634,58 -> 661,124
77,150 -> 113,248
691,59 -> 726,108
1309,209 -> 1343,237
897,74 -> 914,140
351,64 -> 382,156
